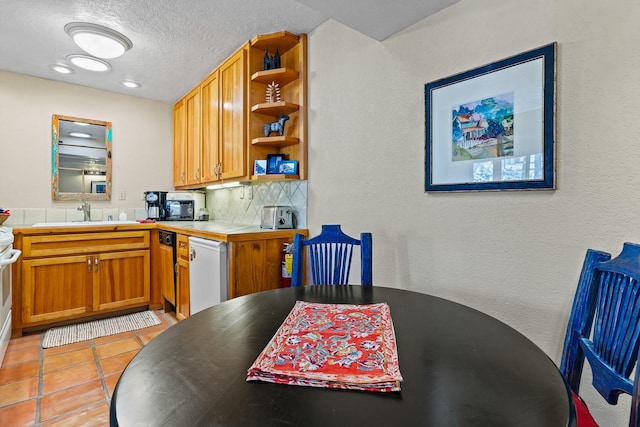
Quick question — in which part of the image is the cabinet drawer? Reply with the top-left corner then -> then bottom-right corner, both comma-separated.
23,231 -> 150,258
177,234 -> 189,260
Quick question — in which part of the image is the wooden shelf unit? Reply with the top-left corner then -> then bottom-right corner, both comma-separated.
248,31 -> 307,181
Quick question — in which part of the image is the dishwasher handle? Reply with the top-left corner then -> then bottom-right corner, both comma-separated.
190,247 -> 196,261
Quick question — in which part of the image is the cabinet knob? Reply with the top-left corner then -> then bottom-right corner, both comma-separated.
87,257 -> 92,272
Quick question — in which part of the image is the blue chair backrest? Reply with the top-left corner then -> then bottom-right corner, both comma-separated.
560,242 -> 640,426
291,224 -> 372,286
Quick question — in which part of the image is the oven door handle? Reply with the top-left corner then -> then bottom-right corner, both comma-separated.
1,249 -> 22,266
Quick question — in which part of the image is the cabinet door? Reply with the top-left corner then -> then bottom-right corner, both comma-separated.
175,235 -> 190,320
201,71 -> 221,183
228,239 -> 284,299
173,99 -> 187,187
176,257 -> 190,320
93,250 -> 150,312
184,87 -> 202,186
22,255 -> 92,324
158,244 -> 176,306
219,48 -> 247,180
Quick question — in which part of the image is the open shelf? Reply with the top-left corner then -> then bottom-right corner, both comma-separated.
251,136 -> 299,147
251,174 -> 300,181
251,31 -> 299,54
251,68 -> 299,86
251,101 -> 299,117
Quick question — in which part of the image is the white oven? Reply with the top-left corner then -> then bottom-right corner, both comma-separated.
0,227 -> 21,367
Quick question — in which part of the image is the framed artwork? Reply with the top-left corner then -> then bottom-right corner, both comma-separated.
277,160 -> 298,175
266,154 -> 285,174
91,181 -> 106,194
254,160 -> 267,175
425,42 -> 556,192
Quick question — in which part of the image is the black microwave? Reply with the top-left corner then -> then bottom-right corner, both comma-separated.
165,200 -> 194,221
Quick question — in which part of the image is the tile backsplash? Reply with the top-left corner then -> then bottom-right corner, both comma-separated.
3,181 -> 307,228
206,181 -> 307,228
3,207 -> 147,226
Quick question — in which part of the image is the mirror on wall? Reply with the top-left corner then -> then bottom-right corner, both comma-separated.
51,114 -> 112,201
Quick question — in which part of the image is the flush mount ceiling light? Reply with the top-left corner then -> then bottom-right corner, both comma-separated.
49,64 -> 74,74
122,80 -> 141,88
67,54 -> 111,72
64,22 -> 133,59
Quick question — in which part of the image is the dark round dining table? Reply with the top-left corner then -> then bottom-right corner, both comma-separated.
110,285 -> 575,426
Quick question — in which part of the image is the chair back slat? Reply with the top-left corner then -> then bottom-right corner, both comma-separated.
291,225 -> 372,287
561,242 -> 640,425
593,272 -> 640,375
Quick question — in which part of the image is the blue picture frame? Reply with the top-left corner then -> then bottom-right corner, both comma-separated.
425,43 -> 556,192
276,160 -> 298,175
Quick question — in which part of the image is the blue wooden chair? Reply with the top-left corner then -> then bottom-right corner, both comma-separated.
291,224 -> 372,286
560,242 -> 640,426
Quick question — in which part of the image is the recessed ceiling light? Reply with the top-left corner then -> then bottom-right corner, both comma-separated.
67,54 -> 111,72
50,64 -> 74,74
69,132 -> 92,138
64,22 -> 133,59
122,80 -> 141,88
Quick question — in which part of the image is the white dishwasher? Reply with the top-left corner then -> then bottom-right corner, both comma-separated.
188,237 -> 228,315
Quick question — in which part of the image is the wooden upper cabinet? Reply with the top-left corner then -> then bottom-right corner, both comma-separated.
200,71 -> 220,183
184,87 -> 202,186
220,48 -> 247,180
172,32 -> 306,188
173,100 -> 186,187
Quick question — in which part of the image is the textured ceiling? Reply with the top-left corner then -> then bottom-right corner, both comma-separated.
0,0 -> 457,104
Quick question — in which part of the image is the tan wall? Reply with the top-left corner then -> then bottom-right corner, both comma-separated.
307,0 -> 640,424
0,71 -> 173,209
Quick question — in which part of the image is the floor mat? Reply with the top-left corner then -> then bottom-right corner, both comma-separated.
42,310 -> 161,348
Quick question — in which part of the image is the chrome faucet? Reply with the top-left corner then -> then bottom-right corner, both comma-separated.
78,201 -> 91,221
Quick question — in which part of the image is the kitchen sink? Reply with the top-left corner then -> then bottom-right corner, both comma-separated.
31,220 -> 139,227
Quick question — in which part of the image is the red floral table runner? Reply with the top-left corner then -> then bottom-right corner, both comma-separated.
247,301 -> 403,392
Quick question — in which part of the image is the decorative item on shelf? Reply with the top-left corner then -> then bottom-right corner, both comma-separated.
263,47 -> 281,70
263,114 -> 290,137
254,160 -> 267,175
266,81 -> 281,103
267,154 -> 286,174
277,160 -> 298,175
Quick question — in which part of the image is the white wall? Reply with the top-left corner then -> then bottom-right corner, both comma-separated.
307,0 -> 640,424
0,71 -> 173,212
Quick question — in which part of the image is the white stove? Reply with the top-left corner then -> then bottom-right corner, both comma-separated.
0,227 -> 21,367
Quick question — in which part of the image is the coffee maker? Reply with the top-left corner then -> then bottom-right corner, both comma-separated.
144,191 -> 167,220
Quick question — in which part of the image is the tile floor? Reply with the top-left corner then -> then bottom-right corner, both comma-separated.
0,310 -> 177,426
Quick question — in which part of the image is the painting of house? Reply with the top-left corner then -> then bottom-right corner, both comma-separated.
451,93 -> 515,161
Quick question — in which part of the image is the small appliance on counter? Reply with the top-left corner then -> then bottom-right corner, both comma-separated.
144,191 -> 167,220
261,205 -> 294,229
165,191 -> 206,221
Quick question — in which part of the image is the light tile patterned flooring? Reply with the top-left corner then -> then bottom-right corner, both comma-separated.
0,310 -> 177,426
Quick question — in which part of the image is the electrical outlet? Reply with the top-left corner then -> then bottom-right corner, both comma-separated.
118,190 -> 126,200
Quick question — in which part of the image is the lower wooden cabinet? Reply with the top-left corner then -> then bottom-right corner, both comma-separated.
171,230 -> 307,320
175,234 -> 190,321
14,229 -> 151,334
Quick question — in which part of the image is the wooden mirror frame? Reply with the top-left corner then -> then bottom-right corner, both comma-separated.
51,114 -> 112,201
